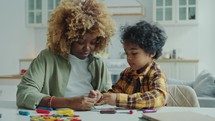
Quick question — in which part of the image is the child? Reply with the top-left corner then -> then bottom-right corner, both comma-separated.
103,20 -> 168,109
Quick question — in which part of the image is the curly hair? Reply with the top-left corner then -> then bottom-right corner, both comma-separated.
47,0 -> 116,56
120,20 -> 167,59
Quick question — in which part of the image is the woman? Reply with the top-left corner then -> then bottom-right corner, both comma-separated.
16,0 -> 115,110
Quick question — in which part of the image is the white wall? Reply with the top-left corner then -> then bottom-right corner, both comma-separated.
164,26 -> 199,59
163,0 -> 215,74
34,28 -> 48,55
198,0 -> 215,74
0,0 -> 35,75
0,0 -> 215,76
107,0 -> 215,75
108,0 -> 153,58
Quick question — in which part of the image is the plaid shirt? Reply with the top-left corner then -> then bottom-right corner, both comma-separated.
109,61 -> 167,109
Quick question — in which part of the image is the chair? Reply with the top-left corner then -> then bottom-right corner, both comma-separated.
166,85 -> 200,107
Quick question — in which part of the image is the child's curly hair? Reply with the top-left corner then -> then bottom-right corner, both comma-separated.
120,20 -> 167,59
47,0 -> 116,56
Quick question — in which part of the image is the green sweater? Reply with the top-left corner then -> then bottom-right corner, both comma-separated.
16,49 -> 112,109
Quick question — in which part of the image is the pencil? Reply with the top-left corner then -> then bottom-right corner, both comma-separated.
92,106 -> 96,109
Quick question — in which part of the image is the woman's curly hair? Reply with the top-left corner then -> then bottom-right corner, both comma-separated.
120,20 -> 167,59
47,0 -> 116,56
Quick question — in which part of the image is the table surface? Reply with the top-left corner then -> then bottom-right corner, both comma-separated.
0,101 -> 215,121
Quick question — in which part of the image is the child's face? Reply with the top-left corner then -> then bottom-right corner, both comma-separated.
124,41 -> 154,71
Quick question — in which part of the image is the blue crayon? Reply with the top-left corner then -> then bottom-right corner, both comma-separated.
18,111 -> 30,116
36,106 -> 53,111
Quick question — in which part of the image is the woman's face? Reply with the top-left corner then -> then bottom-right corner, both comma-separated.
124,41 -> 154,71
70,33 -> 98,60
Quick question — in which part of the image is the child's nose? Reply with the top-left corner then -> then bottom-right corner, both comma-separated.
127,56 -> 132,60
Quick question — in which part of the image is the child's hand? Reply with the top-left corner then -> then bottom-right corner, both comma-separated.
88,90 -> 102,104
103,93 -> 117,106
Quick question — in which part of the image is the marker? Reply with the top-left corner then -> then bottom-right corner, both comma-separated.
19,111 -> 30,116
91,106 -> 96,110
129,109 -> 133,114
142,109 -> 157,113
71,119 -> 82,121
100,109 -> 116,114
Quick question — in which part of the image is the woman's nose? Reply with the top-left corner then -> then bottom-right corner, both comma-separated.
83,44 -> 90,50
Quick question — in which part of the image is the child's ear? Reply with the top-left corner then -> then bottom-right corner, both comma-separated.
150,52 -> 156,58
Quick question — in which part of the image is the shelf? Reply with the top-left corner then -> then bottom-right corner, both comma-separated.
19,58 -> 33,62
102,0 -> 144,16
109,6 -> 144,16
157,59 -> 199,63
0,75 -> 22,79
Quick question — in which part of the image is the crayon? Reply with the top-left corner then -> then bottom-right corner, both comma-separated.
56,109 -> 74,115
36,109 -> 51,114
36,106 -> 53,111
18,111 -> 30,116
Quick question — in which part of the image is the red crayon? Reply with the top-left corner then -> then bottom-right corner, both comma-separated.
36,109 -> 50,114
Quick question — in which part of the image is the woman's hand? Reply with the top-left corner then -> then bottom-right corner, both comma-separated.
88,90 -> 102,102
39,96 -> 97,111
103,93 -> 117,106
66,96 -> 97,111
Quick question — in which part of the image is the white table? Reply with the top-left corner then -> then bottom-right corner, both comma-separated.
0,101 -> 215,121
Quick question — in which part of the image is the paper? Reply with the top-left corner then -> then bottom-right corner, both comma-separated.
142,111 -> 215,121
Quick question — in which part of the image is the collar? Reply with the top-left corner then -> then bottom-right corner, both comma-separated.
130,61 -> 155,76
